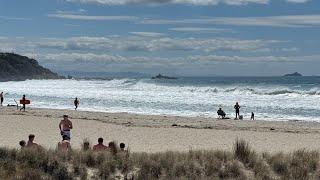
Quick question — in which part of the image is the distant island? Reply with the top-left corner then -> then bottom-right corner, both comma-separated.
283,72 -> 303,77
152,74 -> 178,80
0,53 -> 61,81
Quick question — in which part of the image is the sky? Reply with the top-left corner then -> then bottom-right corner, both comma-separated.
0,0 -> 320,76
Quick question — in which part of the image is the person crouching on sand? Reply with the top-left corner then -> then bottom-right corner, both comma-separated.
74,97 -> 79,110
59,115 -> 73,141
57,135 -> 71,151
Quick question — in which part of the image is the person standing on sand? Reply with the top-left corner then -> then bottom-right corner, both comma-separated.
74,97 -> 79,110
20,95 -> 26,111
251,112 -> 255,120
0,92 -> 3,106
59,115 -> 73,141
234,102 -> 241,119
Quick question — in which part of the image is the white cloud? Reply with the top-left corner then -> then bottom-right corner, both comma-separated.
0,16 -> 31,21
141,14 -> 320,27
286,0 -> 309,3
35,52 -> 320,67
47,13 -> 138,21
0,36 -> 287,55
169,27 -> 233,33
66,0 -> 269,5
66,0 -> 310,5
129,32 -> 167,37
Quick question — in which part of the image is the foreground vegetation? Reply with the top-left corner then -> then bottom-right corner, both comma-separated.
0,139 -> 319,180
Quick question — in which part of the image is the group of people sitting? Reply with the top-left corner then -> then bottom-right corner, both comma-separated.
19,134 -> 127,153
19,134 -> 42,149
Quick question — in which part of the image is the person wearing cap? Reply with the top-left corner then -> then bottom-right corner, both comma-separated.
59,115 -> 73,141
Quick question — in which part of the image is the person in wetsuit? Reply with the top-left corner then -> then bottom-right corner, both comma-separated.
234,102 -> 240,119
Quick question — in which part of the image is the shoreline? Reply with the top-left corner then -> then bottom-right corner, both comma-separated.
8,105 -> 315,123
1,106 -> 320,153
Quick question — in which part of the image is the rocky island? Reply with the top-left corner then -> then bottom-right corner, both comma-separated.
152,74 -> 178,79
0,53 -> 61,81
283,72 -> 303,77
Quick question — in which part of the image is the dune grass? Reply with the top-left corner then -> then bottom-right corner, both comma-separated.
0,139 -> 319,179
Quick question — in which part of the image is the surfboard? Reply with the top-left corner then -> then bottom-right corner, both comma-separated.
20,100 -> 31,105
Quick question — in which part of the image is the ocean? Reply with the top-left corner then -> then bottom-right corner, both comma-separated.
1,76 -> 320,121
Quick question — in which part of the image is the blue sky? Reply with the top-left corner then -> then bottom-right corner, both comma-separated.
0,0 -> 320,76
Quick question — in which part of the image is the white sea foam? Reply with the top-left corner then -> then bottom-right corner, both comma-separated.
1,78 -> 320,121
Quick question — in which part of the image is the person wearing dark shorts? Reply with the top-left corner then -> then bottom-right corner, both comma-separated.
59,115 -> 73,140
234,102 -> 240,119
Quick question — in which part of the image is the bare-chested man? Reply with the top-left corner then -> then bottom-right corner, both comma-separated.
93,138 -> 108,152
59,115 -> 73,141
26,134 -> 41,149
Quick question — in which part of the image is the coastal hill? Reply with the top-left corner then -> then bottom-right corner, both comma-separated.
0,53 -> 60,81
283,72 -> 303,77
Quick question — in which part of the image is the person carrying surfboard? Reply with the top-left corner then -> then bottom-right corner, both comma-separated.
59,115 -> 73,141
20,95 -> 26,111
74,97 -> 79,110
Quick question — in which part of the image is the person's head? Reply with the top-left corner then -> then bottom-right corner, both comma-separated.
1,92 -> 3,94
236,102 -> 239,105
19,140 -> 26,147
108,141 -> 117,154
63,115 -> 68,120
120,143 -> 125,150
98,137 -> 104,144
28,134 -> 35,142
108,141 -> 115,147
23,94 -> 25,98
219,108 -> 222,110
83,141 -> 90,151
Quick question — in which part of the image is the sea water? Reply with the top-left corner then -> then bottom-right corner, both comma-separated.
1,76 -> 320,121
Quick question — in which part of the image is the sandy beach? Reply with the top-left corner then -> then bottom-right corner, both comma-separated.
1,106 -> 320,153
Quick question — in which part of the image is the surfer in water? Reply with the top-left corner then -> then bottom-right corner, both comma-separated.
74,97 -> 79,110
20,95 -> 26,111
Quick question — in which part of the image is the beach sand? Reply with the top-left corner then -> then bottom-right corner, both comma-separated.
1,106 -> 320,153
